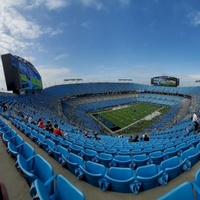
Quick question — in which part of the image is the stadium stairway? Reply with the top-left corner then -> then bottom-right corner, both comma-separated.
1,116 -> 200,200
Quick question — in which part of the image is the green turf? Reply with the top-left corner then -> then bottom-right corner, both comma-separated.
91,102 -> 169,134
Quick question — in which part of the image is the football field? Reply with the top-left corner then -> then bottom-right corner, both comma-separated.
91,102 -> 169,134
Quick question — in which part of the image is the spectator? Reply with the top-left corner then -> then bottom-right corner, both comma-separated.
144,134 -> 149,141
193,112 -> 199,131
37,118 -> 45,129
128,135 -> 133,142
53,124 -> 63,136
45,120 -> 53,132
133,135 -> 139,142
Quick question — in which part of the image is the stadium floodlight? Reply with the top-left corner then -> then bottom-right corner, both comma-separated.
64,79 -> 83,83
118,79 -> 133,81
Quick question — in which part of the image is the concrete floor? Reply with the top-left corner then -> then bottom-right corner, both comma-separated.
0,118 -> 199,200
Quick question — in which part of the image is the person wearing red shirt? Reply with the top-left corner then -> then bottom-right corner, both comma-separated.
53,124 -> 63,136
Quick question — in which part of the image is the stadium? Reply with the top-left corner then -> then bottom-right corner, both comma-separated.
1,53 -> 200,199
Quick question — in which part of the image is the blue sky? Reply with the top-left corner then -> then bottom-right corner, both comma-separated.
1,0 -> 200,90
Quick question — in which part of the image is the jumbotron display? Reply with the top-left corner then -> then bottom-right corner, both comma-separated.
1,53 -> 43,94
151,76 -> 179,87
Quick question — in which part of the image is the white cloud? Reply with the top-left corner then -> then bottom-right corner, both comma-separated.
118,0 -> 130,6
189,11 -> 200,26
81,22 -> 90,28
38,66 -> 71,87
54,53 -> 70,60
45,0 -> 70,10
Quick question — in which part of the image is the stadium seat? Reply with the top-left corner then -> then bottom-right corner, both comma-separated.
71,144 -> 84,156
77,161 -> 106,187
32,175 -> 85,200
62,152 -> 84,175
41,138 -> 56,155
96,152 -> 113,168
29,129 -> 38,143
192,169 -> 200,200
164,147 -> 179,159
112,155 -> 132,168
180,147 -> 200,168
159,156 -> 185,181
17,154 -> 56,197
51,144 -> 69,164
104,148 -> 117,156
134,164 -> 166,193
157,182 -> 195,200
99,167 -> 134,193
132,154 -> 149,169
149,151 -> 167,165
2,129 -> 17,145
15,142 -> 35,171
81,149 -> 98,162
7,134 -> 24,158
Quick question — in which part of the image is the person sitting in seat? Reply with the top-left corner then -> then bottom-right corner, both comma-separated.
144,134 -> 149,141
53,124 -> 63,136
37,118 -> 45,129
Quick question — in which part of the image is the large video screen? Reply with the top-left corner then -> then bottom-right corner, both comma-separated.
1,53 -> 43,94
151,76 -> 179,87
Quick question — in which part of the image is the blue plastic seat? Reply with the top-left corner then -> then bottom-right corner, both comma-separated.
71,144 -> 84,156
77,161 -> 106,187
117,149 -> 131,156
7,134 -> 24,158
160,156 -> 185,181
180,147 -> 200,167
81,149 -> 98,162
37,133 -> 46,147
41,138 -> 56,155
32,175 -> 85,200
29,130 -> 38,143
149,151 -> 166,165
104,148 -> 117,156
135,164 -> 165,193
2,129 -> 17,144
164,147 -> 179,158
192,169 -> 200,200
51,145 -> 69,164
112,155 -> 132,168
99,167 -> 134,193
176,143 -> 189,155
158,182 -> 195,200
17,154 -> 55,196
132,154 -> 149,169
62,152 -> 84,175
96,153 -> 113,168
24,126 -> 32,137
15,142 -> 35,171
0,123 -> 11,137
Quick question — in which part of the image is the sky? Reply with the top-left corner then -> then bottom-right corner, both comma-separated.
1,0 -> 200,90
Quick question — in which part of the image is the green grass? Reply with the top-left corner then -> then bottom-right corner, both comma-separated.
91,102 -> 169,134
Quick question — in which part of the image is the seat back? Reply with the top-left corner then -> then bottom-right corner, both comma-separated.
157,182 -> 194,200
53,175 -> 85,200
86,161 -> 106,174
20,142 -> 35,160
34,155 -> 54,195
69,153 -> 84,166
160,156 -> 179,169
181,147 -> 196,160
108,167 -> 133,180
136,164 -> 157,177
